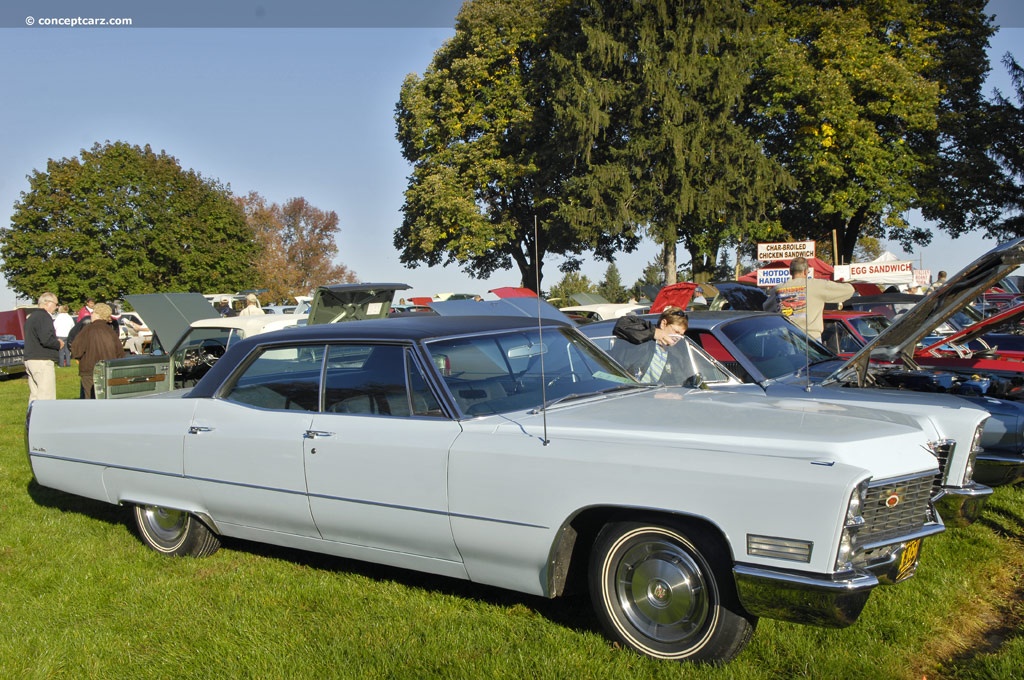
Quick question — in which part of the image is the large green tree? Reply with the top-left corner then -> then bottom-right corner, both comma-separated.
550,0 -> 791,284
972,54 -> 1024,237
547,271 -> 595,304
596,262 -> 626,303
914,0 -> 1000,241
746,0 -> 988,263
394,0 -> 637,291
1,141 -> 257,302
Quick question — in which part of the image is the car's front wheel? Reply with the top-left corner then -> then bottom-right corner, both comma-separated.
589,520 -> 755,663
133,505 -> 221,557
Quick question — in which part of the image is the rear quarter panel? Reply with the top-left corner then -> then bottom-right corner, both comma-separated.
27,398 -> 198,507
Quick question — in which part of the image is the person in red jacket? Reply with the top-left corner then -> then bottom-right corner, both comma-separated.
76,297 -> 95,322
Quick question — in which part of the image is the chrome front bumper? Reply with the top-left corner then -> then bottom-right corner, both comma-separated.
934,482 -> 992,528
974,452 -> 1024,487
733,564 -> 874,628
733,527 -> 942,628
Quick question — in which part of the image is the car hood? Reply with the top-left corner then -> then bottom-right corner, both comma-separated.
919,300 -> 1024,353
831,237 -> 1024,386
307,283 -> 410,325
708,282 -> 768,311
482,388 -> 938,480
650,282 -> 698,312
125,293 -> 221,353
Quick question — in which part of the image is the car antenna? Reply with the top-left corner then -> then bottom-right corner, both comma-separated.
535,216 -> 550,445
802,273 -> 812,392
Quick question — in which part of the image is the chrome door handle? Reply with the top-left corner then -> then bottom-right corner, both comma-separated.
188,426 -> 213,434
304,430 -> 335,439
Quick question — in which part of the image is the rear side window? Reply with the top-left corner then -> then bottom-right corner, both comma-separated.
224,345 -> 325,411
223,343 -> 444,417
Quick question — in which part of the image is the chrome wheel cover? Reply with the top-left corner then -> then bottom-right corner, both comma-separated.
141,505 -> 188,546
614,538 -> 710,644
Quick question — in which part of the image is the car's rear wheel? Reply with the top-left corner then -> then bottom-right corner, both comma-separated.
133,504 -> 221,557
589,521 -> 755,663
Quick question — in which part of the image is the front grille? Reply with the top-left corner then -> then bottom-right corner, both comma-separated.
0,348 -> 24,365
859,473 -> 935,546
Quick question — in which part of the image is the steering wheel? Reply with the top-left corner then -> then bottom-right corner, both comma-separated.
197,342 -> 225,367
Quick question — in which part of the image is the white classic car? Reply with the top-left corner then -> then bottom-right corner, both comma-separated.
28,315 -> 945,663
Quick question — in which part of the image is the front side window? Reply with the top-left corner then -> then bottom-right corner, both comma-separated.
589,333 -> 734,387
426,327 -> 636,416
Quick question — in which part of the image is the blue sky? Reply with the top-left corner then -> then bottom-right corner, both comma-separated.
0,1 -> 1021,309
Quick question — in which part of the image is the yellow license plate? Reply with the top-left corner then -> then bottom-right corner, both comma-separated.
896,538 -> 922,581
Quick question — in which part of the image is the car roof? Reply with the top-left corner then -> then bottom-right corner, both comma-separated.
431,297 -> 569,322
190,315 -> 573,397
268,314 -> 570,342
824,310 -> 882,318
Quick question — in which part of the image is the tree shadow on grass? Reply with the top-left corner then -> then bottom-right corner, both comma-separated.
25,478 -> 598,639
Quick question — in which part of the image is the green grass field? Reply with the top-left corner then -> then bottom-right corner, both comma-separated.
2,368 -> 1023,679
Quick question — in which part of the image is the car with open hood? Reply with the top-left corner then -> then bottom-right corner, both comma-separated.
28,313 -> 945,664
822,305 -> 1024,402
94,284 -> 411,399
93,293 -> 308,399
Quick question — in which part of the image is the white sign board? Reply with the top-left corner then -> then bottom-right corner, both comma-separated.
757,240 -> 815,261
833,260 -> 914,285
756,268 -> 817,287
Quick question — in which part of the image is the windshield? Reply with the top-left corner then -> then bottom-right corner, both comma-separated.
426,327 -> 639,416
719,316 -> 833,380
586,333 -> 736,387
848,315 -> 890,340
